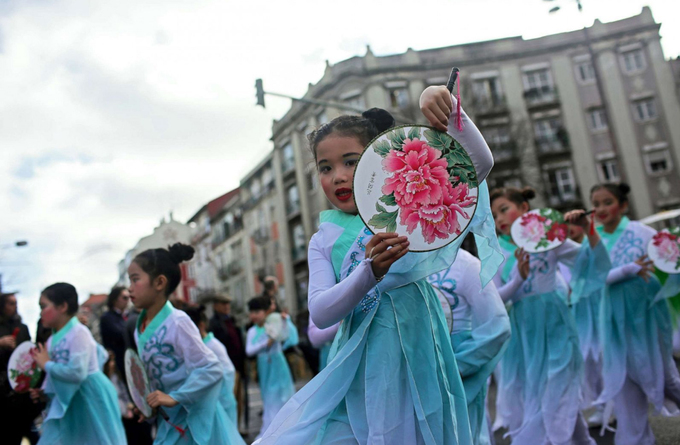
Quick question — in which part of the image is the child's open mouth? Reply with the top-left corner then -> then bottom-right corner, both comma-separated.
335,188 -> 353,202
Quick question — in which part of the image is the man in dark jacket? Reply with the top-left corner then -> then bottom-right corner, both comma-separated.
100,286 -> 130,377
208,293 -> 247,432
0,292 -> 42,445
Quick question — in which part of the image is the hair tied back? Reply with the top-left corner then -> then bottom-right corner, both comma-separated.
361,108 -> 395,134
167,243 -> 195,265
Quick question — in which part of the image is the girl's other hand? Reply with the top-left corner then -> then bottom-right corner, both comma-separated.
30,343 -> 50,370
29,388 -> 45,403
564,209 -> 589,229
515,248 -> 531,280
420,86 -> 453,132
365,233 -> 410,280
147,390 -> 178,409
634,254 -> 655,282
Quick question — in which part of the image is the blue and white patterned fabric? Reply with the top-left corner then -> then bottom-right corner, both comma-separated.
135,302 -> 245,445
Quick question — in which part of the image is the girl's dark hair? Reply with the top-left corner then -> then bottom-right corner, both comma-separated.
184,304 -> 208,328
248,296 -> 270,312
132,243 -> 195,297
42,283 -> 79,316
307,108 -> 395,158
590,182 -> 631,204
490,186 -> 536,206
107,286 -> 127,310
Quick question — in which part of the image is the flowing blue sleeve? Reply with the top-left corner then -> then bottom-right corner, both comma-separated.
654,274 -> 680,305
560,240 -> 611,305
380,181 -> 503,291
43,331 -> 91,421
282,317 -> 299,349
166,317 -> 224,440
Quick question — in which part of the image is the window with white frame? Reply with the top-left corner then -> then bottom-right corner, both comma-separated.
524,69 -> 552,90
472,77 -> 503,107
575,61 -> 595,84
644,149 -> 673,176
287,184 -> 300,215
282,143 -> 295,172
545,167 -> 577,204
388,88 -> 410,109
620,48 -> 645,74
632,98 -> 657,122
588,108 -> 608,131
291,223 -> 306,260
598,160 -> 620,182
533,117 -> 563,153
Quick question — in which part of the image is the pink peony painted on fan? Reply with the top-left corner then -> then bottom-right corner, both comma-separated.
519,213 -> 548,244
381,139 -> 450,207
354,125 -> 479,252
648,228 -> 680,274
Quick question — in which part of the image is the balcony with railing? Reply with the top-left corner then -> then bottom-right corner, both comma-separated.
535,128 -> 570,157
489,141 -> 517,163
471,94 -> 508,116
523,86 -> 559,108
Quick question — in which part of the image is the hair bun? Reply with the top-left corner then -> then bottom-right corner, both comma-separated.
168,243 -> 195,264
618,182 -> 631,196
520,187 -> 537,201
362,108 -> 395,133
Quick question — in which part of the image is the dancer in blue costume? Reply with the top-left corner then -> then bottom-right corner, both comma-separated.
428,249 -> 511,445
254,85 -> 503,445
247,296 -> 296,439
184,305 -> 238,423
128,243 -> 245,445
590,183 -> 680,445
308,317 -> 339,371
30,283 -> 126,445
558,223 -> 607,427
490,186 -> 610,445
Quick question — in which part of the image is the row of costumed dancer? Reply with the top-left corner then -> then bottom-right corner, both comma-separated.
27,83 -> 680,445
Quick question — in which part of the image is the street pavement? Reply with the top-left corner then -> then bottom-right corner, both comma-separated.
242,379 -> 680,445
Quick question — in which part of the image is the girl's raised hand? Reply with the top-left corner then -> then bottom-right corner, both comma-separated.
365,233 -> 410,280
29,388 -> 45,403
634,254 -> 655,282
147,390 -> 178,409
420,86 -> 453,132
515,248 -> 531,280
564,209 -> 589,229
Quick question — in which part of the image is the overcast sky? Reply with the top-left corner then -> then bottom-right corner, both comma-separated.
1,0 -> 678,333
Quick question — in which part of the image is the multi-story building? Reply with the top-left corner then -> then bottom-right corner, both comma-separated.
261,7 -> 680,316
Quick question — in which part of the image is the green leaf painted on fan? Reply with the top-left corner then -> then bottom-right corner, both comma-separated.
373,140 -> 391,157
379,193 -> 397,207
387,127 -> 407,150
424,129 -> 453,151
536,239 -> 549,250
368,204 -> 399,232
539,208 -> 564,223
407,127 -> 421,140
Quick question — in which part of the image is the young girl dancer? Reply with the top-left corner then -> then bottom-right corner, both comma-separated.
254,85 -> 501,444
591,183 -> 680,445
246,296 -> 296,439
30,283 -> 127,445
490,186 -> 610,445
128,243 -> 244,445
427,249 -> 511,445
184,305 -> 238,424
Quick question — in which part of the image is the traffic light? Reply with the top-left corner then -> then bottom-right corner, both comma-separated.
255,78 -> 265,108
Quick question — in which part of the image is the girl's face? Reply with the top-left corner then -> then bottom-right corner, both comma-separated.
316,135 -> 363,214
39,294 -> 67,329
249,309 -> 266,326
127,261 -> 163,309
491,197 -> 528,236
591,188 -> 626,227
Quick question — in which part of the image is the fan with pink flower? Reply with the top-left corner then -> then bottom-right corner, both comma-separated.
8,341 -> 43,393
648,227 -> 680,274
125,348 -> 153,418
353,125 -> 478,252
510,208 -> 568,253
